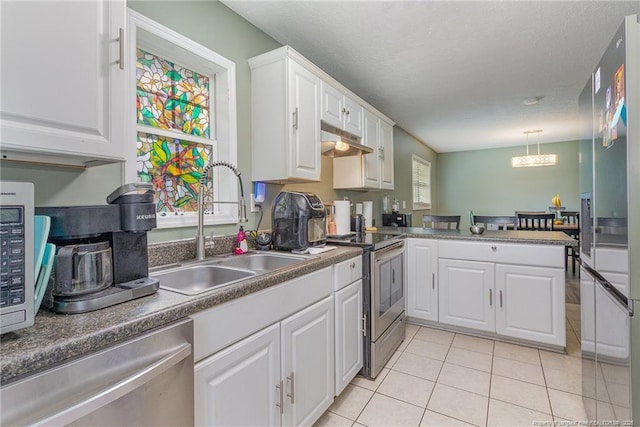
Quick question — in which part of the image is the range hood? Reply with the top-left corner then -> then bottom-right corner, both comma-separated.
320,122 -> 373,158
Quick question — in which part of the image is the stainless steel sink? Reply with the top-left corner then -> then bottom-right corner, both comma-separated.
153,251 -> 313,295
153,265 -> 256,296
210,252 -> 311,272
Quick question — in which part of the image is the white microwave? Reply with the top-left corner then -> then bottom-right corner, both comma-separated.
1,181 -> 35,334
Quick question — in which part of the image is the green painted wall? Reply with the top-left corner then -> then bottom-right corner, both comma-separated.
437,140 -> 580,229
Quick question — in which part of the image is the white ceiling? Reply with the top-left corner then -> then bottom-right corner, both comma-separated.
221,0 -> 639,153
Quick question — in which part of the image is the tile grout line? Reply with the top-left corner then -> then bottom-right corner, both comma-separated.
484,339 -> 495,427
418,329 -> 453,426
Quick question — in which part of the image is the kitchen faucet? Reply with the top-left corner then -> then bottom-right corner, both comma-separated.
196,161 -> 248,260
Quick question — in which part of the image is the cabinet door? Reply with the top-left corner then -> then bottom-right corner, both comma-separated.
439,259 -> 494,332
380,120 -> 394,190
281,296 -> 334,427
289,60 -> 321,181
406,239 -> 438,321
334,279 -> 363,395
362,109 -> 381,188
495,264 -> 565,346
194,323 -> 281,427
320,82 -> 344,130
343,96 -> 363,137
0,0 -> 126,162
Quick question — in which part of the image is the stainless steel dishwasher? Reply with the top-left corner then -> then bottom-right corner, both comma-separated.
1,318 -> 193,426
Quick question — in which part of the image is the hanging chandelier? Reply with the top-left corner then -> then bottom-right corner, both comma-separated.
511,129 -> 558,167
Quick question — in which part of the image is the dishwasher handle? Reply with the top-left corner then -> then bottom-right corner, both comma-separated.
34,343 -> 192,426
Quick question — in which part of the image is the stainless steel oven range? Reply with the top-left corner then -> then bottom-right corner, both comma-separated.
327,232 -> 405,379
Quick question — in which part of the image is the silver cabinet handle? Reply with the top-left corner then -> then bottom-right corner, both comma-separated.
392,269 -> 395,283
292,108 -> 299,130
491,245 -> 497,251
350,261 -> 356,269
287,372 -> 295,404
276,380 -> 284,414
117,28 -> 125,70
362,314 -> 367,337
499,290 -> 503,308
379,147 -> 384,159
432,273 -> 435,289
35,343 -> 191,426
489,288 -> 493,306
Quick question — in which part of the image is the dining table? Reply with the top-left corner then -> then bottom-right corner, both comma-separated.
554,222 -> 580,238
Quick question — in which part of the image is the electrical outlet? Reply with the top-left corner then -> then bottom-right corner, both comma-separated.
402,200 -> 406,209
250,193 -> 261,213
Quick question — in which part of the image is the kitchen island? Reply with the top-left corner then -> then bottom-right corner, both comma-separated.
377,225 -> 578,247
392,226 -> 576,351
0,245 -> 362,385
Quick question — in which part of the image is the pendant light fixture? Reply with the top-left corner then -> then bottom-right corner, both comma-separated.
511,129 -> 558,167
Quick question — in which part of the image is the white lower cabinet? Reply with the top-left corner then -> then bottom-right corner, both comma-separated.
281,296 -> 335,426
334,279 -> 363,395
195,296 -> 334,426
438,258 -> 495,332
436,240 -> 566,347
194,323 -> 281,426
333,256 -> 363,396
495,264 -> 565,345
406,238 -> 438,321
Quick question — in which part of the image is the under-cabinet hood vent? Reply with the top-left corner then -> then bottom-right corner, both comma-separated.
321,122 -> 373,158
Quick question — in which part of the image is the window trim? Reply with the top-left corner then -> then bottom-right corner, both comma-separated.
125,9 -> 238,229
412,154 -> 432,211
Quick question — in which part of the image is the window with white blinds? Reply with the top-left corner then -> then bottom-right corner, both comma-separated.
412,154 -> 432,210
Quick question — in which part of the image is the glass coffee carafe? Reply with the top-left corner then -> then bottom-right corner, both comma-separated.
53,242 -> 113,296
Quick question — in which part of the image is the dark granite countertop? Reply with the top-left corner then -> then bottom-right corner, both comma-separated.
0,245 -> 362,385
376,226 -> 578,247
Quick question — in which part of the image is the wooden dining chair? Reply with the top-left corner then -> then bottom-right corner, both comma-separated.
517,213 -> 555,231
473,215 -> 519,231
562,211 -> 579,275
422,215 -> 460,230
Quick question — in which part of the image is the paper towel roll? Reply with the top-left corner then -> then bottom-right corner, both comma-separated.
333,201 -> 351,235
363,201 -> 373,228
355,203 -> 363,214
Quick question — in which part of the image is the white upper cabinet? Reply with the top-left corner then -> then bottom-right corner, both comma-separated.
250,49 -> 321,182
249,45 -> 394,184
333,109 -> 395,190
0,0 -> 127,167
320,82 -> 363,137
379,120 -> 394,190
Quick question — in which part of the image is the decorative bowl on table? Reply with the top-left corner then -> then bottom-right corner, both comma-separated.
470,225 -> 485,234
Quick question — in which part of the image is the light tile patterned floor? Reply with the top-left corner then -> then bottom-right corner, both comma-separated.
315,299 -> 585,427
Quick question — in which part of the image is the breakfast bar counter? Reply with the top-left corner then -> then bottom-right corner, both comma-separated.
376,226 -> 578,247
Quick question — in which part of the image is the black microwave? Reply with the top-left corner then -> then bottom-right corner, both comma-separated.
382,213 -> 412,227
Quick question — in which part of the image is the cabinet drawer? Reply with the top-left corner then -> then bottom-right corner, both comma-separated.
594,247 -> 628,274
334,256 -> 362,291
438,240 -> 563,268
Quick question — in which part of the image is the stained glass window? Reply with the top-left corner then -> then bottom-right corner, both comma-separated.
135,48 -> 214,213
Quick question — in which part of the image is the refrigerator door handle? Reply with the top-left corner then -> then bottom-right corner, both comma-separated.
583,263 -> 634,316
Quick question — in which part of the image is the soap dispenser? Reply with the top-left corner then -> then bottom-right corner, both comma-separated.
235,226 -> 248,254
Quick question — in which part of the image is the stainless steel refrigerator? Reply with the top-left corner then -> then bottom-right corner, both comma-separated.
579,14 -> 639,425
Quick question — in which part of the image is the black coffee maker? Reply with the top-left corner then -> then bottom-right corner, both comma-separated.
36,183 -> 159,313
